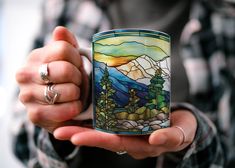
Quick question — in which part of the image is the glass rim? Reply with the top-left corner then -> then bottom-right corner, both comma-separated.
92,28 -> 170,42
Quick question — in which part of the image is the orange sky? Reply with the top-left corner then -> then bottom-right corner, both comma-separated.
94,53 -> 137,67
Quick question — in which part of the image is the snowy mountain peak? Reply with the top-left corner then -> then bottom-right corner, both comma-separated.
116,55 -> 170,86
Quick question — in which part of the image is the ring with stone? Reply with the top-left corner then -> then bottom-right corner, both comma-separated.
39,63 -> 51,84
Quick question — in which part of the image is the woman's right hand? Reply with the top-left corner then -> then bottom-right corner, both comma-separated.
15,26 -> 89,133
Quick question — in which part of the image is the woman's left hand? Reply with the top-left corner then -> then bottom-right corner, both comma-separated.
53,109 -> 197,159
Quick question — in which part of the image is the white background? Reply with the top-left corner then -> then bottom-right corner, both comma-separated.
0,0 -> 42,167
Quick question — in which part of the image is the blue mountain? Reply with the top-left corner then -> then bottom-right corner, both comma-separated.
94,61 -> 148,107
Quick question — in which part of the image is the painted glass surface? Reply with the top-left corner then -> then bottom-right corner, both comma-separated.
92,29 -> 170,135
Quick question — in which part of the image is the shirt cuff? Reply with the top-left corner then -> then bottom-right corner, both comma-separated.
36,129 -> 79,168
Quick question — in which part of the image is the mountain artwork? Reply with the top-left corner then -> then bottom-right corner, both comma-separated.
92,29 -> 170,135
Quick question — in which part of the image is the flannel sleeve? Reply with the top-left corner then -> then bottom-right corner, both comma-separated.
11,98 -> 79,168
168,103 -> 225,168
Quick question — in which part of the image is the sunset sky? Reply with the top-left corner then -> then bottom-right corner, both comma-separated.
94,36 -> 170,67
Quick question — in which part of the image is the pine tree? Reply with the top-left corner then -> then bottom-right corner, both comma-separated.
125,89 -> 140,114
146,68 -> 167,111
96,65 -> 117,129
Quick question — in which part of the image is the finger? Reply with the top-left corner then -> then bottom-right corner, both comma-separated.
27,101 -> 82,124
53,126 -> 92,140
19,83 -> 80,104
170,110 -> 197,145
56,126 -> 124,152
120,136 -> 159,159
27,40 -> 82,69
71,130 -> 123,152
54,126 -> 162,159
44,41 -> 82,68
25,27 -> 82,72
51,26 -> 91,107
38,61 -> 82,85
149,127 -> 184,149
57,126 -> 155,157
70,130 -> 158,159
17,61 -> 82,85
46,26 -> 80,68
52,26 -> 78,48
149,110 -> 197,151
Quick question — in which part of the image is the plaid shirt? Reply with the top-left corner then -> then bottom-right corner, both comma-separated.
11,0 -> 235,167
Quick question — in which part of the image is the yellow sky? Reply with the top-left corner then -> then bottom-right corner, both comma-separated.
94,53 -> 136,66
95,36 -> 170,56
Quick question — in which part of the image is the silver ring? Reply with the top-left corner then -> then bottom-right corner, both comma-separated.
44,84 -> 60,105
116,151 -> 127,155
39,64 -> 51,84
174,126 -> 186,145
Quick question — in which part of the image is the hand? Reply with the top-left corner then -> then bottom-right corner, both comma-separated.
53,110 -> 197,159
15,26 -> 89,133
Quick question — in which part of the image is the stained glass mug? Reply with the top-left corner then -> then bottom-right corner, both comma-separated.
78,29 -> 171,135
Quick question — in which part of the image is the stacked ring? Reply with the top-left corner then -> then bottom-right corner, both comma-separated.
44,84 -> 60,105
39,63 -> 60,105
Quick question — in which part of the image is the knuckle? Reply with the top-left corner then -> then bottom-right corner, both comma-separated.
142,146 -> 152,154
27,48 -> 42,62
18,90 -> 33,103
15,67 -> 31,83
67,101 -> 81,117
55,41 -> 68,55
69,67 -> 79,82
28,107 -> 42,124
62,84 -> 80,101
59,63 -> 72,79
67,65 -> 81,86
149,150 -> 161,157
52,41 -> 72,60
69,85 -> 80,100
142,147 -> 160,158
30,48 -> 41,57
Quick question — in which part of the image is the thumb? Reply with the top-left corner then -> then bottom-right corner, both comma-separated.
149,110 -> 197,149
52,26 -> 78,48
